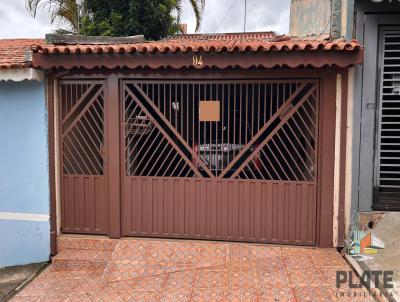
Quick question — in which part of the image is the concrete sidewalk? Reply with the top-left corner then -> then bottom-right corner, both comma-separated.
0,263 -> 46,302
356,212 -> 400,302
11,237 -> 374,301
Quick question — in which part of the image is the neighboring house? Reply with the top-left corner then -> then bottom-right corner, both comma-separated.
0,39 -> 50,267
290,0 -> 400,241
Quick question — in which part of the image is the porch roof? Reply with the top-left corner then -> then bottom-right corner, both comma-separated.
30,32 -> 364,70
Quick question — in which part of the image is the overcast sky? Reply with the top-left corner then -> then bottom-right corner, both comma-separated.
0,0 -> 290,39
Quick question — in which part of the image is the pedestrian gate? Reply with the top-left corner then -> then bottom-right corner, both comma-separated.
60,78 -> 319,246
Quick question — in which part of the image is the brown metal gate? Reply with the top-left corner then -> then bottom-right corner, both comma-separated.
59,80 -> 109,234
121,79 -> 319,245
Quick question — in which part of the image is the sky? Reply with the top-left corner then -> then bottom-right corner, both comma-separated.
0,0 -> 291,39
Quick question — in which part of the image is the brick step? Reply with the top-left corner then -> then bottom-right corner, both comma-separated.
52,248 -> 112,272
57,236 -> 117,252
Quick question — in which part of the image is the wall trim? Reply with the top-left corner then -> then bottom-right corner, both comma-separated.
333,73 -> 342,247
0,68 -> 44,82
0,211 -> 49,222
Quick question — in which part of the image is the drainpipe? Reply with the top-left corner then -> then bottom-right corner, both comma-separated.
330,0 -> 342,39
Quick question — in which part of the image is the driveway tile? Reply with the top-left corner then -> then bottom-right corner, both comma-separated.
282,253 -> 315,269
293,285 -> 336,302
11,237 -> 370,302
287,266 -> 325,287
309,250 -> 347,267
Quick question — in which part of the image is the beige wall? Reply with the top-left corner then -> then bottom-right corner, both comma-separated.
289,0 -> 331,36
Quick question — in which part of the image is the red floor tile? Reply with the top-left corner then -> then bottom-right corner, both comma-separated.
12,237 -> 370,302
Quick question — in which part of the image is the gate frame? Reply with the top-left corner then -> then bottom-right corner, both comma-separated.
46,68 -> 343,254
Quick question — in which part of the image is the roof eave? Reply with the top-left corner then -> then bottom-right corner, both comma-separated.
0,68 -> 44,82
32,49 -> 364,71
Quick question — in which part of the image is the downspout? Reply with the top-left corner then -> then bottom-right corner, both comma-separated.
330,0 -> 342,38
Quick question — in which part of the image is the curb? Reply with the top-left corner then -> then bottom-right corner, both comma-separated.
344,254 -> 392,302
5,262 -> 49,301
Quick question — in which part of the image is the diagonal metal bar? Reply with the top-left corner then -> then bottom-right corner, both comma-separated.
76,119 -> 101,153
259,148 -> 281,180
129,83 -> 213,178
131,131 -> 162,175
288,113 -> 315,152
124,84 -> 202,178
281,126 -> 314,175
154,144 -> 175,176
300,103 -> 316,129
161,152 -> 180,177
63,138 -> 87,175
128,126 -> 158,171
80,114 -> 103,147
62,86 -> 104,139
270,138 -> 298,181
219,82 -> 310,178
230,86 -> 317,179
293,111 -> 315,140
69,127 -> 100,174
146,137 -> 171,175
61,83 -> 97,124
254,149 -> 274,179
276,130 -> 309,181
134,82 -> 215,178
265,142 -> 291,180
73,123 -> 103,171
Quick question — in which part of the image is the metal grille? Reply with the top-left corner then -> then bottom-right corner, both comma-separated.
123,80 -> 317,180
61,81 -> 105,175
123,84 -> 197,177
236,88 -> 317,181
376,30 -> 400,203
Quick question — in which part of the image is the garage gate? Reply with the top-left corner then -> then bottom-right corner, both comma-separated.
59,78 -> 319,246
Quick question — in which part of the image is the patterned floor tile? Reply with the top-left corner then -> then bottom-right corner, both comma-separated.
318,266 -> 353,288
194,268 -> 226,289
309,249 -> 347,267
282,253 -> 315,269
292,285 -> 336,302
287,266 -> 325,287
281,247 -> 314,256
159,270 -> 197,301
191,287 -> 228,302
104,239 -> 228,282
12,237 -> 369,302
57,237 -> 118,252
226,286 -> 260,302
127,291 -> 161,302
109,274 -> 168,292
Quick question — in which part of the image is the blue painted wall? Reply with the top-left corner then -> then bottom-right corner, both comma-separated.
0,80 -> 50,267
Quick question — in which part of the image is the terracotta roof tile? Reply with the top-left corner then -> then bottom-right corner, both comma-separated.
0,39 -> 45,69
32,33 -> 362,55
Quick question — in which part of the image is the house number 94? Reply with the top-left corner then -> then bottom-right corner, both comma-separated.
193,55 -> 203,67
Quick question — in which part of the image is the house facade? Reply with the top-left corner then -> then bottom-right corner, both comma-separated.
0,40 -> 50,267
290,0 -> 400,240
29,33 -> 362,254
0,3 -> 372,268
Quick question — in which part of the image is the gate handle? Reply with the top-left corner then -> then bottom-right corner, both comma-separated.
100,144 -> 106,155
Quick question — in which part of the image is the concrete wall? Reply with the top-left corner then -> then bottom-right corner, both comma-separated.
0,80 -> 50,267
349,1 -> 400,229
289,0 -> 331,36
